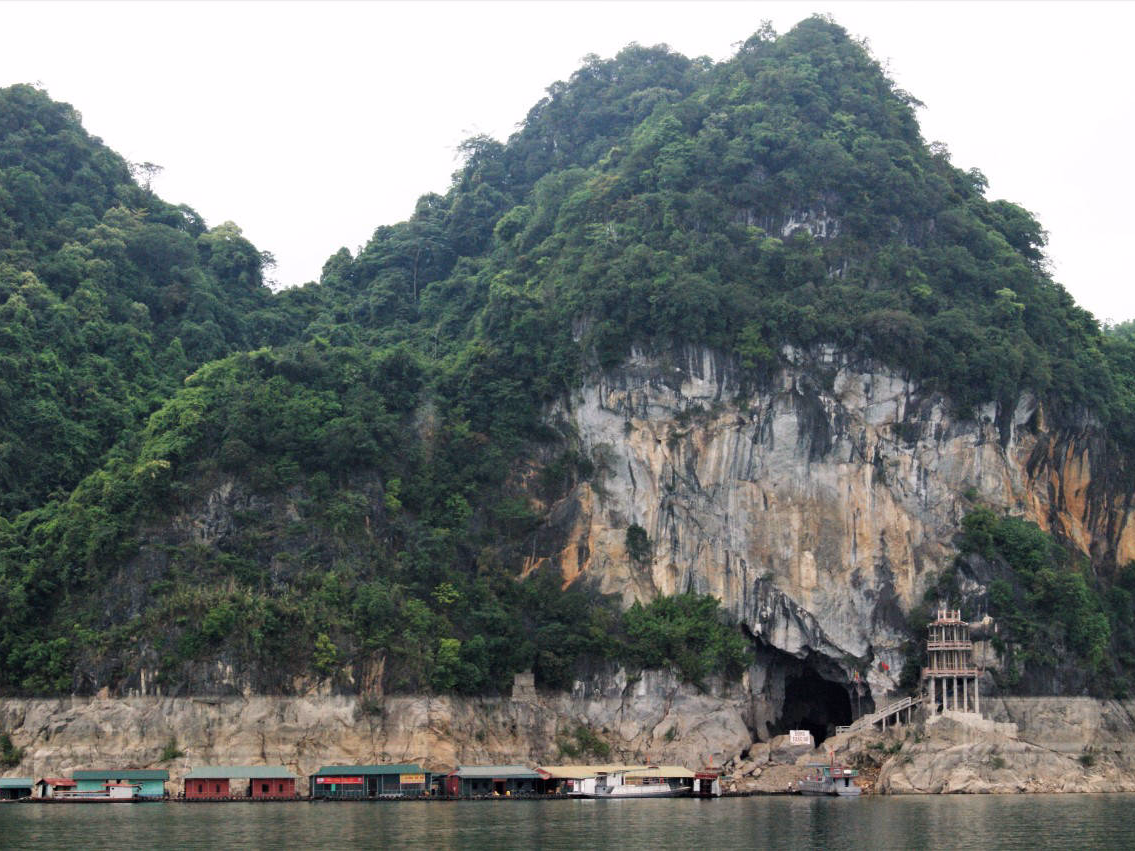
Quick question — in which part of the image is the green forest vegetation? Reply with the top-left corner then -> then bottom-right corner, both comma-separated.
960,507 -> 1133,695
893,504 -> 1135,696
2,16 -> 1135,696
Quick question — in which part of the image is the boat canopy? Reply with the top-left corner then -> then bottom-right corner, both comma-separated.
538,765 -> 644,779
624,766 -> 695,779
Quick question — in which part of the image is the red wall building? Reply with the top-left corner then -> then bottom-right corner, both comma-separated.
250,777 -> 295,799
183,766 -> 297,799
186,778 -> 230,799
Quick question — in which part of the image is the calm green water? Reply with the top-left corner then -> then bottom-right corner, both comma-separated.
2,795 -> 1133,849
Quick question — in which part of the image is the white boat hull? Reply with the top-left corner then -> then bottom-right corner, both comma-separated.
585,785 -> 691,799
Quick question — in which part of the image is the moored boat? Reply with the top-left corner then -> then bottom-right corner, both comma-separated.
794,763 -> 861,797
583,766 -> 694,798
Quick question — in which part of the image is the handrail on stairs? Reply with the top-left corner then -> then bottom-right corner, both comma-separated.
835,695 -> 922,736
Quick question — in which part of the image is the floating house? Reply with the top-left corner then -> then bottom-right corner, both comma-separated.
442,765 -> 544,797
693,769 -> 723,797
72,769 -> 168,799
183,766 -> 297,799
309,764 -> 431,799
53,782 -> 142,801
33,777 -> 141,802
0,777 -> 33,800
537,765 -> 644,796
34,777 -> 76,798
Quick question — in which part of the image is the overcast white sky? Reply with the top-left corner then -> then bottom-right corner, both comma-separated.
3,1 -> 1133,322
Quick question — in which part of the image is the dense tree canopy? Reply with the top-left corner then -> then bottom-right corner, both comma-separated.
0,85 -> 282,515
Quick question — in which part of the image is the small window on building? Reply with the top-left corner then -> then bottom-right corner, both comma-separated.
261,783 -> 268,794
215,783 -> 220,795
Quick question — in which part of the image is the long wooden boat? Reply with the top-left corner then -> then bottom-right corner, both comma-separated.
583,769 -> 693,799
586,783 -> 691,798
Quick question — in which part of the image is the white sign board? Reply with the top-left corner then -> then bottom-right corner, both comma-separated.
789,730 -> 813,746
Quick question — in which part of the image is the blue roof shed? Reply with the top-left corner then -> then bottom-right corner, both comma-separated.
0,777 -> 33,800
450,765 -> 543,797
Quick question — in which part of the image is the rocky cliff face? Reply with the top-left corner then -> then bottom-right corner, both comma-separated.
528,345 -> 1134,732
0,670 -> 750,785
49,345 -> 1134,747
10,689 -> 1135,796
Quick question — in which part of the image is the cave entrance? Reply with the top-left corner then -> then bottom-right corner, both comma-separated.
777,666 -> 853,746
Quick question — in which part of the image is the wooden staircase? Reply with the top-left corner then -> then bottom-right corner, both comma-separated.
835,695 -> 922,736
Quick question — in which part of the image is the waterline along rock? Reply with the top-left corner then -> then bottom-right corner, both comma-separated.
0,670 -> 751,788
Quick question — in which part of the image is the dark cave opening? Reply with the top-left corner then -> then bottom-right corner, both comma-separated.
777,666 -> 854,746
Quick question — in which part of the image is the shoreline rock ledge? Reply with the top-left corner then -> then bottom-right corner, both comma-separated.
6,691 -> 1135,795
0,671 -> 752,787
870,697 -> 1135,794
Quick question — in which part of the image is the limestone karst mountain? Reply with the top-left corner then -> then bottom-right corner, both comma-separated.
2,16 -> 1134,748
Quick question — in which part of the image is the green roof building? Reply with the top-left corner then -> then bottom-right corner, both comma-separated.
309,764 -> 431,799
183,766 -> 297,799
183,765 -> 297,780
445,765 -> 544,797
0,777 -> 33,800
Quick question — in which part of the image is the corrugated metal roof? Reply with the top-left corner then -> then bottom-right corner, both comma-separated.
72,770 -> 169,781
454,765 -> 541,779
537,765 -> 645,779
183,765 -> 295,780
313,764 -> 424,776
0,778 -> 33,788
